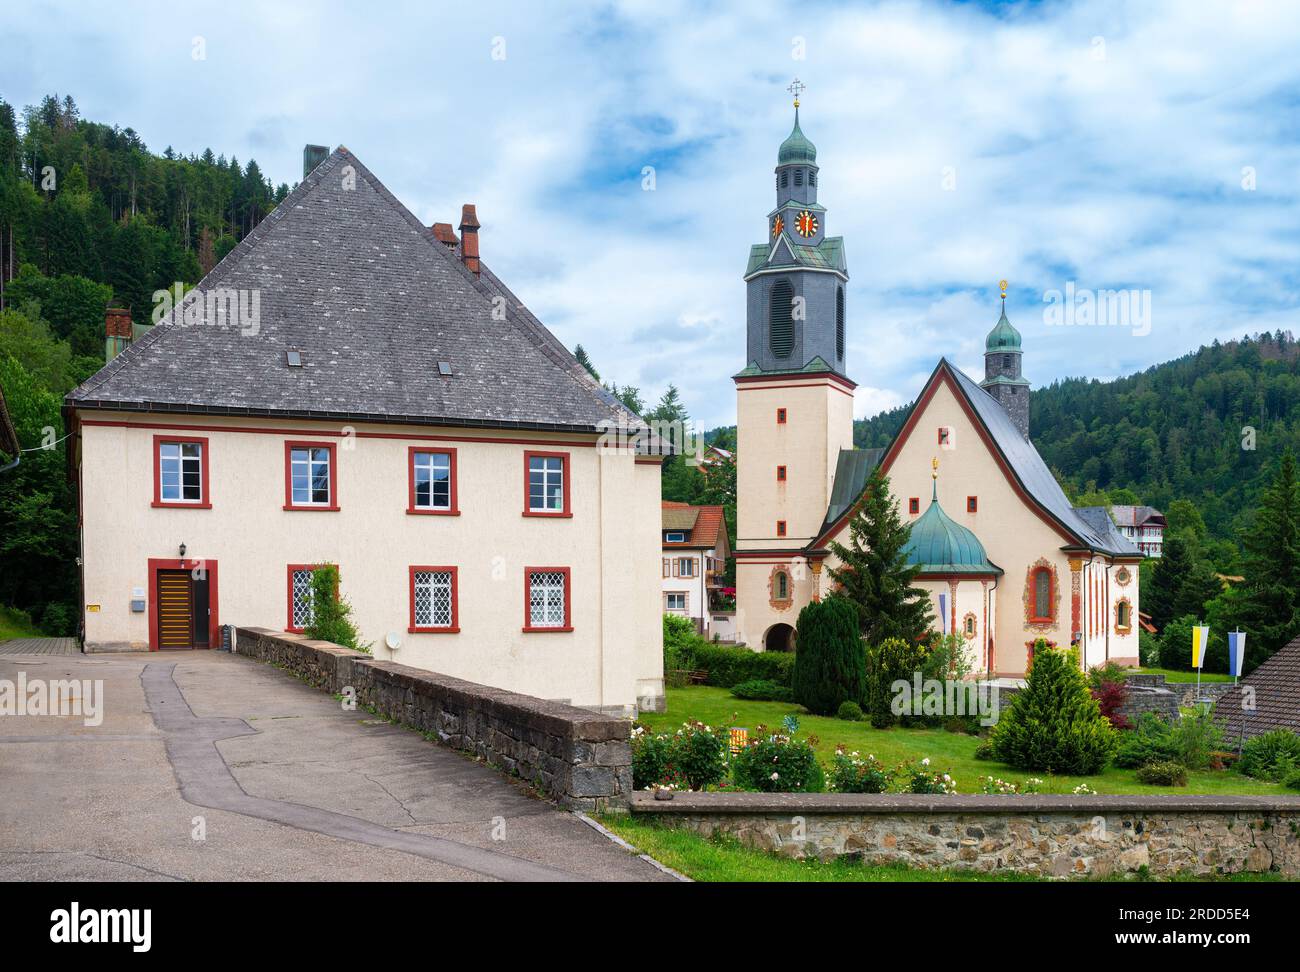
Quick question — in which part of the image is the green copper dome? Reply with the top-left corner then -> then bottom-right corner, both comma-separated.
985,307 -> 1022,352
778,108 -> 817,165
903,484 -> 1002,576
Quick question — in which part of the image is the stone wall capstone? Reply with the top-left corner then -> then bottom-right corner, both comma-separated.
631,791 -> 1300,878
235,627 -> 633,811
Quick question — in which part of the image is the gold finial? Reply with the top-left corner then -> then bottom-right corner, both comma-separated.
788,78 -> 806,108
932,456 -> 939,479
998,279 -> 1008,300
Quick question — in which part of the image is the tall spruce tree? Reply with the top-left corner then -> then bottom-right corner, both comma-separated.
826,469 -> 933,645
1234,450 -> 1300,664
791,596 -> 865,715
1148,534 -> 1193,632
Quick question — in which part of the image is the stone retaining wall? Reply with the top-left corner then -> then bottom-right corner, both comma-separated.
235,627 -> 633,811
631,791 -> 1300,878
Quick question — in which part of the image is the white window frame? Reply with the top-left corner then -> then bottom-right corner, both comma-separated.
412,451 -> 453,511
159,441 -> 204,503
665,592 -> 688,613
290,446 -> 332,506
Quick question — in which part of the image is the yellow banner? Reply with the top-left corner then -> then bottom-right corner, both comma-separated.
1191,625 -> 1209,669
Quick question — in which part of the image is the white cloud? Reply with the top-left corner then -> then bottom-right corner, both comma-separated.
3,0 -> 1298,428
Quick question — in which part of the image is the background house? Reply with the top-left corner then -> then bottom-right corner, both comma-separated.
661,501 -> 730,638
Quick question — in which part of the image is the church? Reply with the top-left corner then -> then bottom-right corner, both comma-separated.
732,90 -> 1142,677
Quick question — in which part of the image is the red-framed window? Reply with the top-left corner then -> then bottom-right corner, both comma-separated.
523,450 -> 571,517
776,407 -> 787,425
152,434 -> 211,508
523,566 -> 572,632
286,563 -> 336,632
1029,566 -> 1055,623
284,441 -> 339,511
967,495 -> 978,513
776,520 -> 787,537
408,447 -> 459,515
908,497 -> 919,514
937,426 -> 951,447
777,465 -> 787,482
409,565 -> 459,633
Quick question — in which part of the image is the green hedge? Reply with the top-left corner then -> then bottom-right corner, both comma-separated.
692,644 -> 795,688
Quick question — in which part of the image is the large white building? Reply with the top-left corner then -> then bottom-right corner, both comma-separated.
65,147 -> 665,715
733,101 -> 1142,675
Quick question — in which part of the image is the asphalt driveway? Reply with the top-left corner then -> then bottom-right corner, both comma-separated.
0,648 -> 674,882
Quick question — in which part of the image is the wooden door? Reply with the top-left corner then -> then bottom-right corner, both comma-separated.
156,570 -> 194,649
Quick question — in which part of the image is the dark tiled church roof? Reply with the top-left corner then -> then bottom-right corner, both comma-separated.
1215,634 -> 1300,741
67,148 -> 640,435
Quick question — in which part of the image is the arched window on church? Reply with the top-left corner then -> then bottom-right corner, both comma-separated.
775,571 -> 789,600
769,279 -> 795,357
835,286 -> 845,360
1116,599 -> 1132,632
1030,567 -> 1054,622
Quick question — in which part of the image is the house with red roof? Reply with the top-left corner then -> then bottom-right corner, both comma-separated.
661,502 -> 730,638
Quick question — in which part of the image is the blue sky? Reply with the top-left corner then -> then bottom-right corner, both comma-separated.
2,0 -> 1298,427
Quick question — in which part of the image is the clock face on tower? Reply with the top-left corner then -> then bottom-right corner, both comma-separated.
795,210 -> 819,238
771,215 -> 783,238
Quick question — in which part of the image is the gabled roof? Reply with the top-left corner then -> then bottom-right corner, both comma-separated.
67,147 -> 641,435
818,447 -> 884,536
1075,507 -> 1143,557
1107,505 -> 1166,528
813,360 -> 1140,558
662,501 -> 728,553
1215,634 -> 1300,739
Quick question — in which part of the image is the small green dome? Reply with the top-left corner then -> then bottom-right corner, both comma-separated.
778,109 -> 817,165
985,308 -> 1022,352
903,487 -> 1001,575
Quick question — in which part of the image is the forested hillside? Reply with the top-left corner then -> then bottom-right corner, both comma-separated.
0,93 -> 285,634
854,334 -> 1300,546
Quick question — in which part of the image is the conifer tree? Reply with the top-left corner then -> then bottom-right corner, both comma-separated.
791,595 -> 865,715
826,469 -> 933,645
989,642 -> 1118,774
1233,450 -> 1300,665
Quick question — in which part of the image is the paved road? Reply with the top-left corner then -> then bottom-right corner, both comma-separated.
0,637 -> 79,655
0,649 -> 674,882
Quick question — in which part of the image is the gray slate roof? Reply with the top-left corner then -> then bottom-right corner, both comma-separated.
819,447 -> 885,536
945,363 -> 1139,557
1077,507 -> 1145,555
1215,633 -> 1300,740
67,148 -> 641,435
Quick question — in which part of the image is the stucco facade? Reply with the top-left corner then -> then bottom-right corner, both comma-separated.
76,412 -> 664,714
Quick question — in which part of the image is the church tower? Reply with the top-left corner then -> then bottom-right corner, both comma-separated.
734,82 -> 855,644
980,281 -> 1030,439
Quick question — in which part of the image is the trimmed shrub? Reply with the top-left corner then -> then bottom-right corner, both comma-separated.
988,642 -> 1118,775
836,700 -> 864,722
1114,713 -> 1178,768
630,722 -> 727,791
864,636 -> 930,728
1284,768 -> 1300,792
1087,661 -> 1128,691
1238,729 -> 1300,781
1136,760 -> 1188,787
691,643 -> 795,688
731,731 -> 824,792
663,614 -> 701,673
1090,680 -> 1130,730
791,596 -> 866,716
973,741 -> 996,761
730,679 -> 793,702
828,749 -> 889,792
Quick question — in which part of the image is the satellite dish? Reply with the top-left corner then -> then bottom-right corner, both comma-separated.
384,632 -> 401,652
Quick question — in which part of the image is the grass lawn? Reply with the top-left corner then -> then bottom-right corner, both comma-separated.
597,814 -> 1288,883
1135,667 -> 1234,683
0,605 -> 41,642
640,685 -> 1281,796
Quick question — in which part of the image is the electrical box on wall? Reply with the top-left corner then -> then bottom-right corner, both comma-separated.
130,599 -> 146,613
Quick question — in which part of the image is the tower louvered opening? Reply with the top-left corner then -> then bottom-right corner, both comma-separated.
836,286 -> 845,360
769,279 -> 795,357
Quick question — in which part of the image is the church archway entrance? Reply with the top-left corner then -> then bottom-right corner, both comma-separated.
764,623 -> 796,652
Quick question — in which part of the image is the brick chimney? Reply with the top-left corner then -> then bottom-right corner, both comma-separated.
105,307 -> 133,362
458,204 -> 480,276
431,222 -> 459,248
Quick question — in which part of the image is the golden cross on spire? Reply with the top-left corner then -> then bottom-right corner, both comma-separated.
932,456 -> 939,479
788,78 -> 806,108
999,278 -> 1008,301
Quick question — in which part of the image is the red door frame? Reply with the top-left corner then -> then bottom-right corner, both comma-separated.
148,558 -> 219,651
